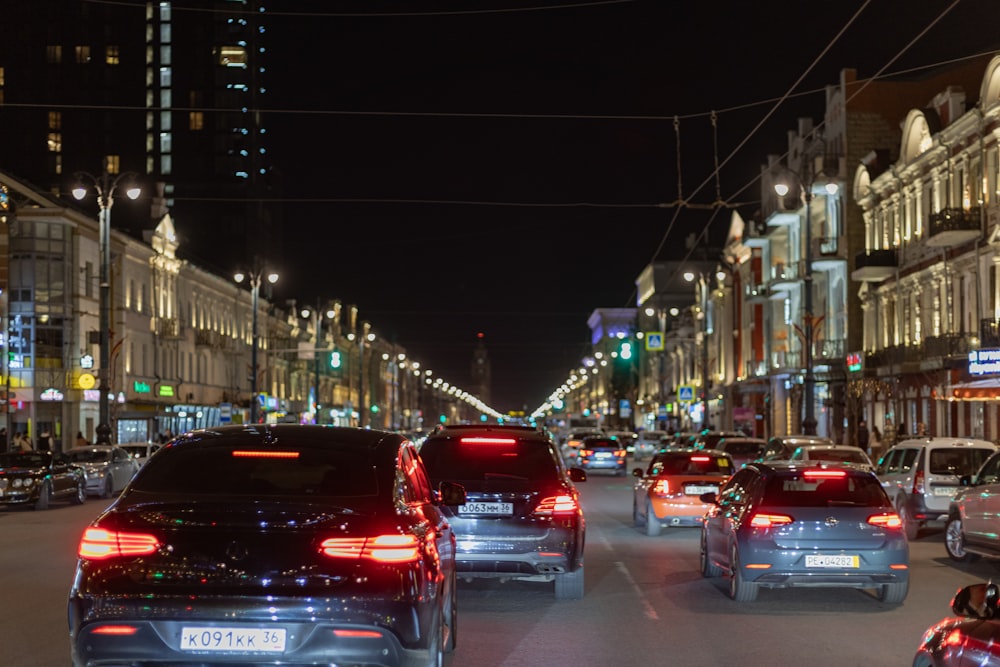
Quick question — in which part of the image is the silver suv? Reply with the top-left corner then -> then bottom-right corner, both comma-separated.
945,449 -> 1000,562
876,437 -> 998,540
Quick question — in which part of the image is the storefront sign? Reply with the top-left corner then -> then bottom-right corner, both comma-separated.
969,348 -> 1000,376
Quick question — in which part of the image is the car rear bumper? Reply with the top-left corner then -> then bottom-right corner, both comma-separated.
68,594 -> 437,667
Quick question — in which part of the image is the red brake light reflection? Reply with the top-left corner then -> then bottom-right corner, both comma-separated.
534,494 -> 579,516
78,527 -> 160,560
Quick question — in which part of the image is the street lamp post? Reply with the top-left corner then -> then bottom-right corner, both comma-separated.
774,150 -> 835,436
301,302 -> 335,424
72,159 -> 141,445
684,269 -> 726,431
234,268 -> 278,425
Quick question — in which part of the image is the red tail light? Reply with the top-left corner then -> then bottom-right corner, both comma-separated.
614,449 -> 627,458
579,449 -> 593,457
534,494 -> 579,517
749,513 -> 794,528
803,468 -> 847,480
319,534 -> 422,563
912,468 -> 925,495
78,527 -> 160,560
90,625 -> 139,636
651,479 -> 671,497
868,512 -> 903,529
459,437 -> 516,445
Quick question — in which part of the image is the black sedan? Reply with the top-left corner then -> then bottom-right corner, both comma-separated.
914,581 -> 1000,666
0,450 -> 87,509
67,424 -> 465,667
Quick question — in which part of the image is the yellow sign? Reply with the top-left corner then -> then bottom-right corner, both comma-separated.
78,373 -> 96,389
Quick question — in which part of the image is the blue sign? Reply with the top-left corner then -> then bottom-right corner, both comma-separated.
679,385 -> 695,402
645,332 -> 664,351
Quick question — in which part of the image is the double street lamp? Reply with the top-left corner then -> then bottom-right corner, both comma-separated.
299,302 -> 336,424
72,159 -> 141,444
234,268 -> 278,425
684,268 -> 726,431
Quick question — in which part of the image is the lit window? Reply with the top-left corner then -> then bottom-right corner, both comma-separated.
75,46 -> 91,64
189,111 -> 204,130
48,111 -> 61,130
218,45 -> 247,67
105,45 -> 119,65
47,133 -> 61,153
46,45 -> 62,63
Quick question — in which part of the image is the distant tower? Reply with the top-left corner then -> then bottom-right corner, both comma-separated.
470,332 -> 491,407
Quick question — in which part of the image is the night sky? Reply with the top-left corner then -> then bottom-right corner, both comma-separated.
256,0 -> 1000,414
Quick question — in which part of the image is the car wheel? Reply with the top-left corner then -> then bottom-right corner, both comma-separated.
33,481 -> 50,510
645,500 -> 661,537
944,515 -> 978,562
554,565 -> 585,600
101,476 -> 113,499
700,530 -> 722,578
898,502 -> 920,541
72,480 -> 87,505
877,580 -> 908,605
422,609 -> 444,667
728,545 -> 758,602
443,571 -> 457,653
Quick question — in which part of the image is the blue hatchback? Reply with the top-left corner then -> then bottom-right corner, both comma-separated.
699,460 -> 909,603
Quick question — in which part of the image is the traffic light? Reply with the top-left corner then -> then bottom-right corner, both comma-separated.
330,349 -> 342,369
618,339 -> 633,361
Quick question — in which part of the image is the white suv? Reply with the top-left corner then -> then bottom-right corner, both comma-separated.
876,437 -> 998,540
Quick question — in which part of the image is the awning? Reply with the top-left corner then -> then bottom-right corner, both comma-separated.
939,379 -> 1000,401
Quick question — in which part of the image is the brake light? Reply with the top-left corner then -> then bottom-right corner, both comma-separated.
579,449 -> 593,457
651,479 -> 671,497
232,450 -> 300,459
615,449 -> 627,458
912,468 -> 925,495
690,455 -> 710,462
459,437 -> 516,445
319,534 -> 421,563
90,625 -> 139,636
749,513 -> 793,528
803,469 -> 846,479
868,512 -> 903,529
78,527 -> 160,560
534,494 -> 579,517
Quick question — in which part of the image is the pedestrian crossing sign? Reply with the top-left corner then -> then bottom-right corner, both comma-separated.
645,331 -> 664,351
679,385 -> 695,402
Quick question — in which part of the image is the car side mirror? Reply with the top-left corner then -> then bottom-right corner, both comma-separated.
952,582 -> 1000,619
699,491 -> 718,505
437,481 -> 466,506
568,467 -> 587,483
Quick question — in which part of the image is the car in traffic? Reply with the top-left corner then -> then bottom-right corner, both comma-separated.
634,429 -> 667,460
944,448 -> 1000,563
914,581 -> 1000,666
118,442 -> 162,467
700,461 -> 909,603
562,428 -> 605,463
418,424 -> 587,599
64,444 -> 141,498
714,436 -> 768,469
877,436 -> 998,540
631,449 -> 735,536
787,443 -> 875,471
577,435 -> 628,476
607,430 -> 638,456
692,430 -> 747,451
761,434 -> 835,461
67,424 -> 465,667
0,450 -> 87,509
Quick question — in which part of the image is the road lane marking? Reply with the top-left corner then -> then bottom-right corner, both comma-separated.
615,561 -> 659,620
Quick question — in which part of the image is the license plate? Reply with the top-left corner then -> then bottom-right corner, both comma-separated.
933,487 -> 956,497
459,502 -> 513,515
685,485 -> 718,495
595,451 -> 611,458
805,554 -> 859,568
180,627 -> 286,652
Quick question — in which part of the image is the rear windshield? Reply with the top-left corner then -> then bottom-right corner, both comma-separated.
132,444 -> 379,497
420,438 -> 560,482
929,448 -> 996,476
648,453 -> 734,476
807,449 -> 870,464
722,441 -> 766,456
763,472 -> 888,507
65,449 -> 111,464
583,438 -> 617,448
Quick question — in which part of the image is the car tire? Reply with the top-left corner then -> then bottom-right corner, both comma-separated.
876,580 -> 908,605
101,476 -> 113,499
632,499 -> 643,527
72,480 -> 87,505
700,531 -> 722,578
728,545 -> 758,602
554,565 -> 584,600
645,500 -> 661,537
423,609 -> 444,667
898,501 -> 920,541
33,481 -> 51,510
944,515 -> 978,562
443,571 -> 457,653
